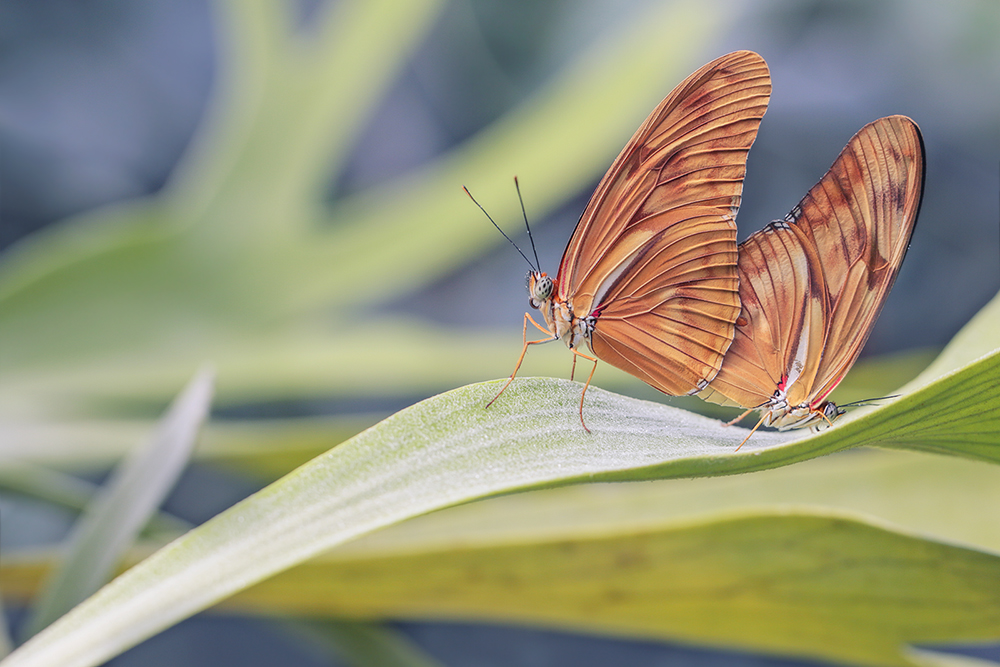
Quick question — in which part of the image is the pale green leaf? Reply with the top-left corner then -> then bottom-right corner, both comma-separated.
8,446 -> 1000,667
0,463 -> 189,537
0,346 -> 937,479
251,511 -> 1000,667
902,289 -> 1000,393
0,339 -> 996,667
907,649 -> 1000,667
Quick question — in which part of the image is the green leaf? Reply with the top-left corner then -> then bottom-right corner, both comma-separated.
6,448 -> 1000,666
0,344 -> 940,481
816,287 -> 1000,463
0,462 -> 190,537
19,369 -> 213,639
902,288 -> 1000,393
1,333 -> 996,667
255,511 -> 1000,667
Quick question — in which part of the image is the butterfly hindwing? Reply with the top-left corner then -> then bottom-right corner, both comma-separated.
699,115 -> 925,415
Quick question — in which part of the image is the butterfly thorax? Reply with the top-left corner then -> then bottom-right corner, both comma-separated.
528,271 -> 593,350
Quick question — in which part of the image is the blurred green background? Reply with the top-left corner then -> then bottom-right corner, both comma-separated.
1,0 -> 998,665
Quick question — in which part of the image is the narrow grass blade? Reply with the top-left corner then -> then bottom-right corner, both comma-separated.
20,368 -> 213,638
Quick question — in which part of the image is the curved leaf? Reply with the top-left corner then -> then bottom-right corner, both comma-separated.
252,511 -> 1000,667
6,447 -> 1000,666
902,289 -> 1000,392
1,339 -> 996,667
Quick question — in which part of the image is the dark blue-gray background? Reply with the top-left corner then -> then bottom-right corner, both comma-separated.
1,1 -> 998,665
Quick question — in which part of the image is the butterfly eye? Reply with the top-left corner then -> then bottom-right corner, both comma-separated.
533,275 -> 553,302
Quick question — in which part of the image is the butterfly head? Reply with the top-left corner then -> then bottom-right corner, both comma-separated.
769,399 -> 845,431
805,400 -> 846,430
822,401 -> 846,423
527,271 -> 554,309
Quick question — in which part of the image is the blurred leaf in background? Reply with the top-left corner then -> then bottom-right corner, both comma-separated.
0,0 -> 728,421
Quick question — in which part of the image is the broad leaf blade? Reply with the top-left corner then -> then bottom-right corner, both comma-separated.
5,448 -> 1000,666
1,343 -> 996,667
901,289 -> 1000,393
252,512 -> 1000,667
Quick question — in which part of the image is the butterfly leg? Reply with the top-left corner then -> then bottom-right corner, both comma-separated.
487,312 -> 556,409
724,407 -> 755,427
815,408 -> 836,428
735,413 -> 768,452
571,348 -> 599,433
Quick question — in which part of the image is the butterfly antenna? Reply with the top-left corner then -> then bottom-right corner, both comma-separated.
463,186 -> 537,272
513,176 -> 541,271
838,394 -> 900,409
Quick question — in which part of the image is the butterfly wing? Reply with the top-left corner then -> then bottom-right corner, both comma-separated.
699,115 -> 925,410
559,50 -> 771,394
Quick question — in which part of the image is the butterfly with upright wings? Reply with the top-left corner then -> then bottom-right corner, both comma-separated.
698,115 -> 924,446
479,51 -> 924,441
482,50 -> 771,430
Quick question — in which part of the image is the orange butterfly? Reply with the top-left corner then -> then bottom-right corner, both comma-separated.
697,115 -> 925,447
481,51 -> 771,429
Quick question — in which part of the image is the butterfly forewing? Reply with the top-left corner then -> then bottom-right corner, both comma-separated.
698,115 -> 925,417
558,50 -> 772,394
